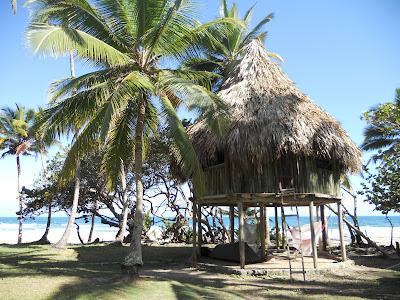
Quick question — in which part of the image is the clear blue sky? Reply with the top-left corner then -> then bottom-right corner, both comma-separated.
1,0 -> 399,216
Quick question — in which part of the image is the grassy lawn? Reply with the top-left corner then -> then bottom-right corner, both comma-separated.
0,243 -> 399,300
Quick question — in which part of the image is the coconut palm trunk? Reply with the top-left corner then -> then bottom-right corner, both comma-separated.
121,98 -> 146,277
54,162 -> 80,248
37,151 -> 51,244
87,199 -> 96,243
115,165 -> 129,243
54,51 -> 80,248
16,155 -> 22,244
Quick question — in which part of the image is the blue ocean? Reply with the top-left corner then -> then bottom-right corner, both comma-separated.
0,215 -> 399,230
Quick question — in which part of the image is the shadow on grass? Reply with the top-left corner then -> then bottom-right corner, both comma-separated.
1,244 -> 400,299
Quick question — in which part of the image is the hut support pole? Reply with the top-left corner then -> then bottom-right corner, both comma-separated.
309,201 -> 318,269
197,204 -> 202,255
337,202 -> 347,261
321,205 -> 328,251
281,207 -> 286,249
192,202 -> 197,266
229,205 -> 235,243
260,205 -> 266,260
265,207 -> 270,246
238,201 -> 245,269
274,207 -> 279,249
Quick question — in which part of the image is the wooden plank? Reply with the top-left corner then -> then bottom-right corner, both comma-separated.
238,201 -> 245,269
229,205 -> 235,243
309,201 -> 318,269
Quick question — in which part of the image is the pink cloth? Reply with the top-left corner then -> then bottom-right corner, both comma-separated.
289,221 -> 323,255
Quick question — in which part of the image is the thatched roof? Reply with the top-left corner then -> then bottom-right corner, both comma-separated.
189,40 -> 361,173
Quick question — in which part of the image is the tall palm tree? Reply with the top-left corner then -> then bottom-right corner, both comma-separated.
184,0 -> 282,90
53,51 -> 83,249
27,0 -> 231,276
362,89 -> 400,162
0,104 -> 36,243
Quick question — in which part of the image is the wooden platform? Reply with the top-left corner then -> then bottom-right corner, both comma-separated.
197,251 -> 347,276
193,192 -> 341,206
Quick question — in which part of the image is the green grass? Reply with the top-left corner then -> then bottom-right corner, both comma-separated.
0,243 -> 399,300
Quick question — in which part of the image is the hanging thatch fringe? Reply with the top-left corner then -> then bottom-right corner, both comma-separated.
189,40 -> 361,173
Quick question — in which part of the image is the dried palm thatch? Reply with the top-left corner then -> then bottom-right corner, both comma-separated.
189,40 -> 361,173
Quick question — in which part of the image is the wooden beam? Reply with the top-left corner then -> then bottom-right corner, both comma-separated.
260,205 -> 266,260
337,202 -> 347,261
192,203 -> 197,266
229,205 -> 235,243
274,207 -> 279,249
197,204 -> 202,255
238,201 -> 245,269
309,201 -> 318,269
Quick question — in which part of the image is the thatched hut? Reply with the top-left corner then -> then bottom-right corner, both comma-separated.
189,40 -> 361,270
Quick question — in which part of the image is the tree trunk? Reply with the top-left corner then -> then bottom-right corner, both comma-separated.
115,165 -> 129,243
38,152 -> 51,244
88,199 -> 97,243
54,162 -> 80,248
16,156 -> 23,244
37,202 -> 52,244
121,98 -> 146,278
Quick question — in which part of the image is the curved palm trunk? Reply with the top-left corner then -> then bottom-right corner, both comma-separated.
38,152 -> 51,244
54,162 -> 80,248
121,99 -> 146,278
87,199 -> 97,243
16,155 -> 22,244
115,165 -> 129,243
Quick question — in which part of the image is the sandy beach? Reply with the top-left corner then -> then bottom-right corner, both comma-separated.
1,221 -> 399,246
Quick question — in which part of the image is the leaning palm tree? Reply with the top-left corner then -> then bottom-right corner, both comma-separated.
27,0 -> 231,276
184,0 -> 282,90
0,104 -> 36,243
361,89 -> 400,162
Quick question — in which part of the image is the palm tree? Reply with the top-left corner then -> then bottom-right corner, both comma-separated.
184,0 -> 282,90
362,89 -> 400,162
0,104 -> 35,243
53,51 -> 82,249
27,0 -> 230,276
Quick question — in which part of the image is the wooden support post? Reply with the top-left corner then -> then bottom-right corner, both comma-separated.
265,207 -> 270,246
337,202 -> 347,261
192,202 -> 197,265
260,205 -> 266,260
281,207 -> 286,249
238,201 -> 245,269
197,204 -> 202,255
274,207 -> 279,249
229,205 -> 235,243
316,205 -> 323,250
309,201 -> 318,269
321,205 -> 328,251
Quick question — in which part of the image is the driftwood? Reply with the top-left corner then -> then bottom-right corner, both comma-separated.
326,205 -> 392,258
